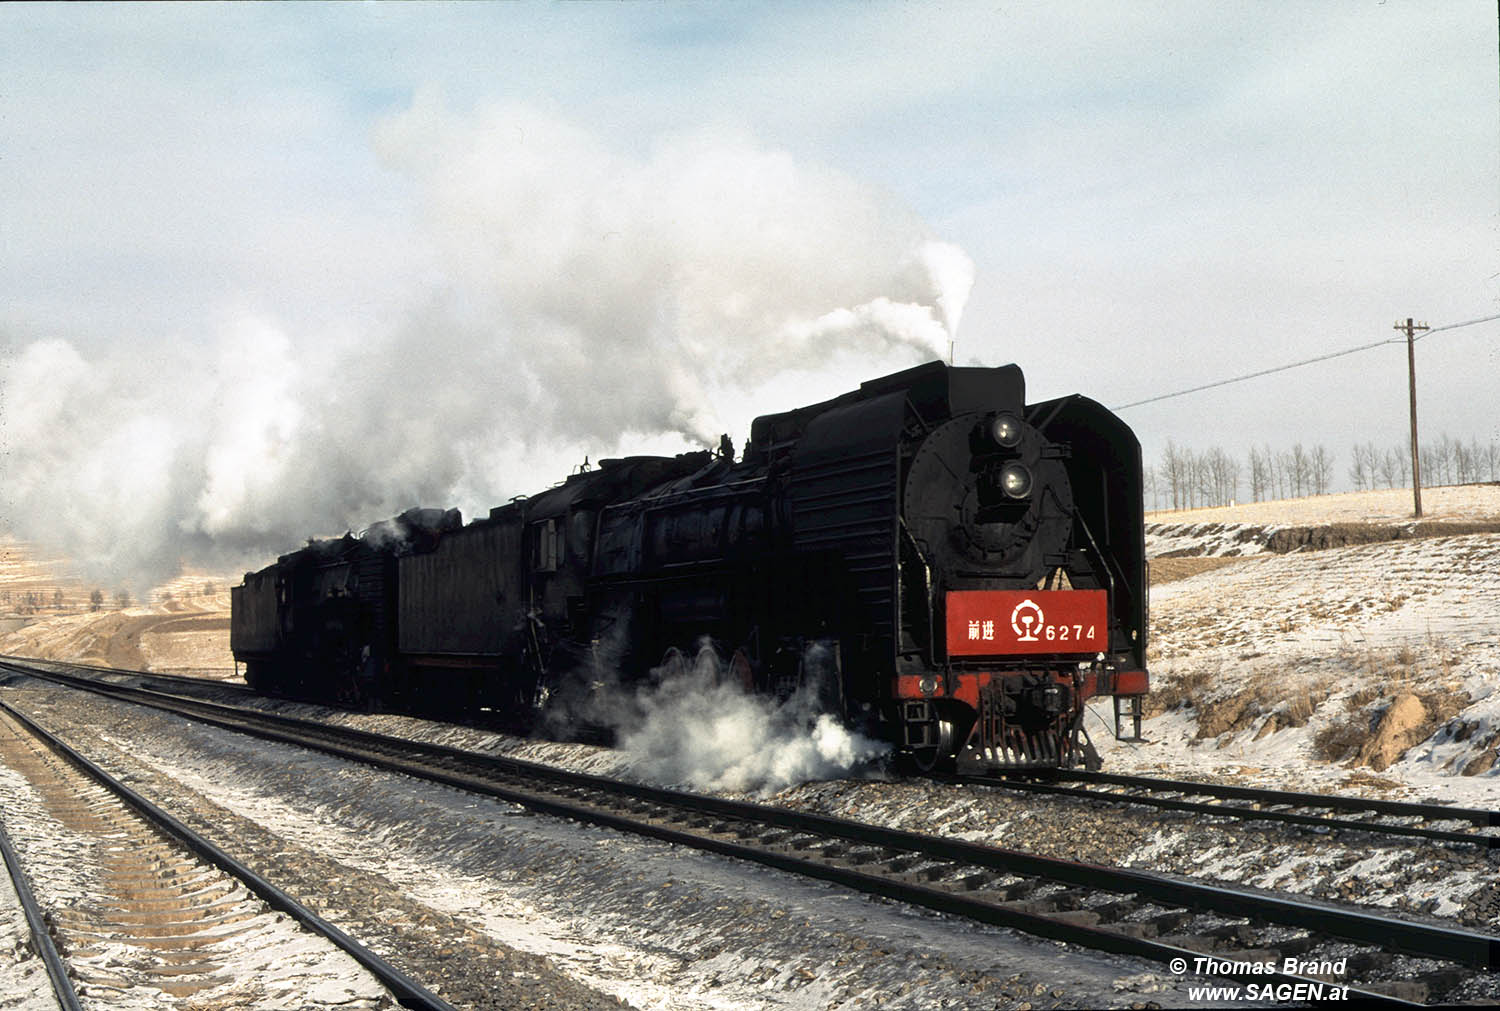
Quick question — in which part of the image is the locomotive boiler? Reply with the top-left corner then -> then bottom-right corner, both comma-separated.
231,361 -> 1149,772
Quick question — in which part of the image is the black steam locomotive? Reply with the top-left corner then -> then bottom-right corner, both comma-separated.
231,361 -> 1148,772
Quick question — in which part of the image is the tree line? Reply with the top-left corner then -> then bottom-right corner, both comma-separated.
2,581 -> 217,615
1146,433 -> 1500,511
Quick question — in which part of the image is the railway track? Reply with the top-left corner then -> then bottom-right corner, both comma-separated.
13,653 -> 1498,851
5,658 -> 1498,1005
967,767 -> 1500,850
0,695 -> 455,1010
0,654 -> 255,697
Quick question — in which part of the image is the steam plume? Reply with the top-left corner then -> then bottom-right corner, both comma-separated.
0,98 -> 973,591
551,642 -> 889,793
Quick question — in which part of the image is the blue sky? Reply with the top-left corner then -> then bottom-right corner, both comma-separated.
2,1 -> 1497,583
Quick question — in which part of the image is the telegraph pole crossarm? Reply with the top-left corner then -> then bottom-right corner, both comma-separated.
1396,317 -> 1430,518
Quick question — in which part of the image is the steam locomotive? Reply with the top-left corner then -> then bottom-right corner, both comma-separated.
231,361 -> 1148,772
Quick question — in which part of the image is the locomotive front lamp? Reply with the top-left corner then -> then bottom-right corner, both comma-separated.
1000,461 -> 1034,499
989,413 -> 1022,448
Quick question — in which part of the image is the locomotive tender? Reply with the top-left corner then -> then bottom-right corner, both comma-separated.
231,361 -> 1148,772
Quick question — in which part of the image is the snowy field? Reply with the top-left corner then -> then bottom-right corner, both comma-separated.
1147,483 -> 1500,527
1117,482 -> 1500,811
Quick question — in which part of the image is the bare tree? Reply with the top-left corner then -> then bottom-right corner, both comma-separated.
1423,435 -> 1454,486
114,589 -> 131,610
1456,439 -> 1481,484
1311,445 -> 1334,495
1200,447 -> 1237,506
1223,451 -> 1243,505
1143,463 -> 1161,510
1380,445 -> 1410,488
89,588 -> 104,612
1162,442 -> 1187,510
1274,444 -> 1289,498
1279,444 -> 1310,497
1190,449 -> 1211,508
1348,441 -> 1378,491
1248,446 -> 1270,501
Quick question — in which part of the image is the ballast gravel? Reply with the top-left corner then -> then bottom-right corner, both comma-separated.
0,842 -> 61,1011
0,679 -> 1192,1010
0,712 -> 398,1011
281,686 -> 1500,932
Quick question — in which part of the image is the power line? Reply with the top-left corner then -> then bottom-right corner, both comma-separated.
1111,311 -> 1500,411
1412,311 -> 1500,340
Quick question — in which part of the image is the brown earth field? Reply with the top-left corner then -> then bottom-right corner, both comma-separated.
0,542 -> 238,675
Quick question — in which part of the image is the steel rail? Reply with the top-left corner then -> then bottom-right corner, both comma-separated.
963,770 -> 1500,849
1063,768 -> 1500,826
8,661 -> 1494,1002
0,654 -> 250,696
0,814 -> 84,1011
0,697 -> 458,1011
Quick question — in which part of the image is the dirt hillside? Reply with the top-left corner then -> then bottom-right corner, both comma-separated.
0,538 -> 236,675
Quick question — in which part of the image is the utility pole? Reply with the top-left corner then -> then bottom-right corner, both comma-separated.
1395,317 -> 1429,518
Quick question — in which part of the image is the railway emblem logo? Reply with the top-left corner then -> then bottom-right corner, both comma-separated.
1010,599 -> 1044,641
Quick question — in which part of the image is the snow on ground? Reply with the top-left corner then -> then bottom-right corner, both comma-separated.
1120,485 -> 1500,810
12,684 -> 1189,1010
1148,483 -> 1500,527
0,833 -> 61,1011
0,720 -> 393,1010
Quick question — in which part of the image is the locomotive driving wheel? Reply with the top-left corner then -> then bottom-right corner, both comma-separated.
728,648 -> 754,692
657,646 -> 688,681
910,718 -> 957,773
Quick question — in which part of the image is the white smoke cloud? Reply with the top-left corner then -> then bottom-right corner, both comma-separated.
0,98 -> 973,591
372,96 -> 974,442
614,648 -> 889,793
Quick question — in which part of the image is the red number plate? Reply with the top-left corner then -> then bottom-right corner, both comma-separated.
946,590 -> 1108,656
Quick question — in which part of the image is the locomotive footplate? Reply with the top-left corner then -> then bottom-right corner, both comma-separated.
958,674 -> 1078,771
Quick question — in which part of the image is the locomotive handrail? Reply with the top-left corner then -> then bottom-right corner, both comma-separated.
1024,395 -> 1074,438
614,474 -> 768,507
1051,483 -> 1118,606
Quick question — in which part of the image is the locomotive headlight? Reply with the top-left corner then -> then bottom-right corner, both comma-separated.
999,461 -> 1034,499
989,413 -> 1023,449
